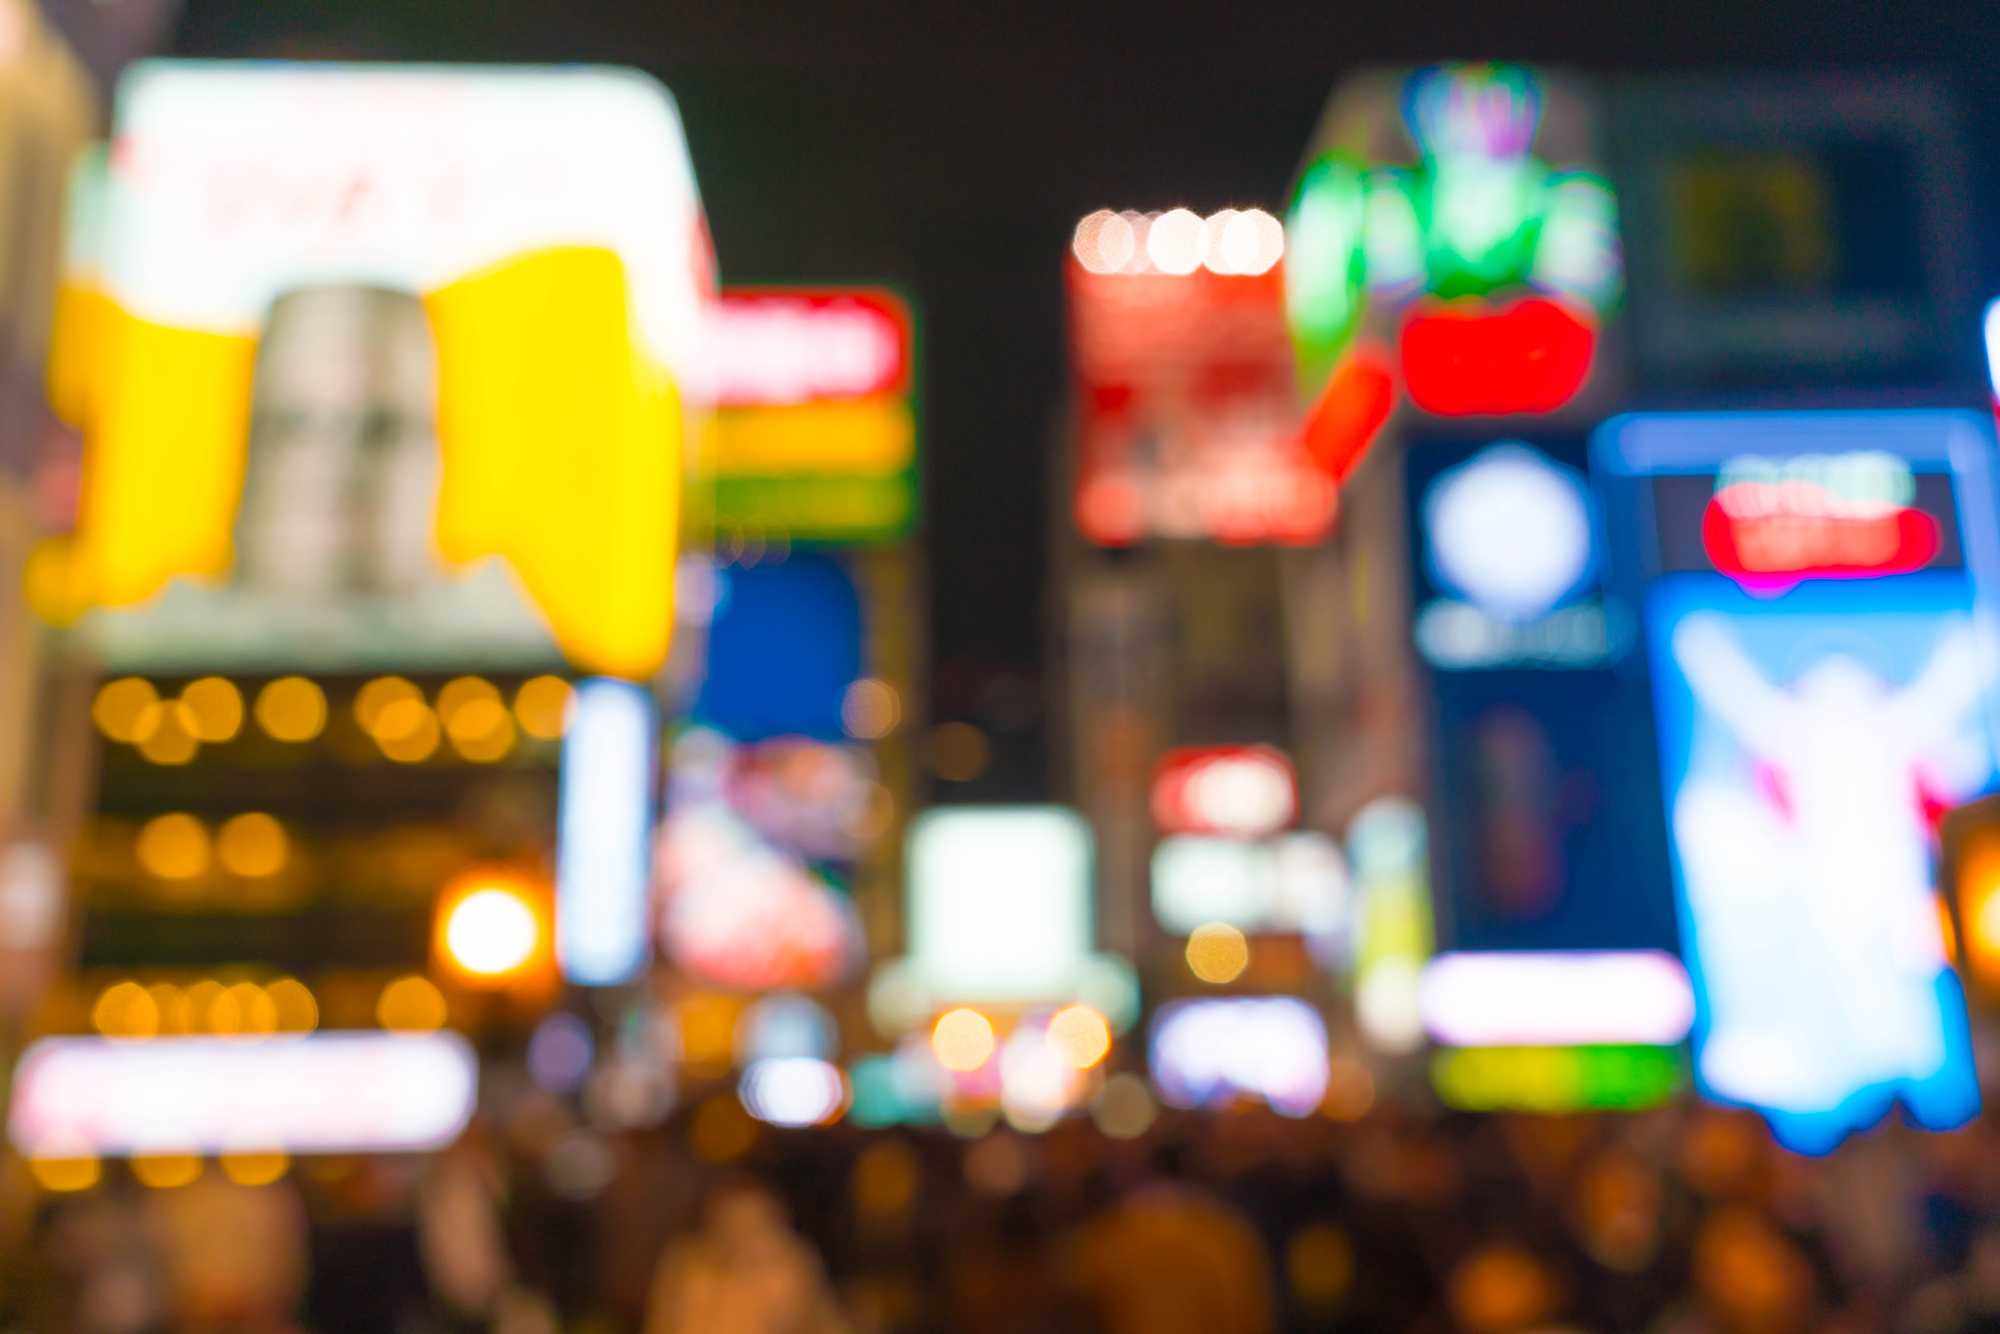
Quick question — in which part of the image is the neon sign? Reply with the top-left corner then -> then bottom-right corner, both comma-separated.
29,62 -> 711,681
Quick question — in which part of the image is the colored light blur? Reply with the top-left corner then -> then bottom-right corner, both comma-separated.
1150,745 -> 1296,836
1400,297 -> 1595,417
1348,797 -> 1433,1054
1150,997 -> 1330,1117
528,1013 -> 596,1094
214,813 -> 287,878
1424,443 -> 1595,623
1419,951 -> 1695,1047
736,992 -> 839,1064
9,1031 -> 478,1155
1073,208 -> 1284,277
437,874 -> 548,987
702,288 -> 917,542
1184,923 -> 1250,984
932,1008 -> 995,1072
738,1057 -> 847,1127
1150,832 -> 1350,939
33,63 -> 707,680
136,814 -> 207,880
515,675 -> 573,739
1702,453 -> 1938,587
904,807 -> 1095,1005
254,677 -> 326,742
998,1016 -> 1091,1132
377,975 -> 448,1033
555,678 -> 655,986
1047,1005 -> 1112,1069
1431,1044 -> 1685,1112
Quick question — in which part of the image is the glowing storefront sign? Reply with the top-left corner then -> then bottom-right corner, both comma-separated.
1149,997 -> 1330,1117
29,62 -> 710,680
10,1031 -> 478,1155
700,289 -> 916,542
1066,208 -> 1386,546
1596,410 -> 1994,1153
1420,950 -> 1694,1047
1150,745 -> 1297,836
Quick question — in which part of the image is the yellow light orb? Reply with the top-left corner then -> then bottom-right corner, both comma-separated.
177,979 -> 226,1034
266,978 -> 318,1034
932,1008 -> 996,1072
219,1150 -> 289,1185
134,701 -> 200,765
136,814 -> 209,881
180,677 -> 244,742
256,677 -> 327,742
373,698 -> 441,763
514,675 -> 572,740
216,813 -> 288,878
1047,1004 -> 1112,1069
841,679 -> 901,740
377,974 -> 449,1033
1186,922 -> 1250,984
129,1152 -> 202,1189
29,1152 -> 101,1193
92,678 -> 159,743
91,981 -> 160,1040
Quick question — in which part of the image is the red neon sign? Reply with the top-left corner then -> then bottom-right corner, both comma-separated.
1701,480 -> 1940,588
1399,297 -> 1594,417
1151,745 -> 1297,837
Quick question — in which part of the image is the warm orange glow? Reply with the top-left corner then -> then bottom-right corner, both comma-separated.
1186,922 -> 1250,984
93,677 -> 158,742
1957,836 -> 2000,992
130,1152 -> 202,1189
434,871 -> 552,989
266,978 -> 318,1034
136,814 -> 209,880
439,678 -> 516,761
219,1150 -> 289,1185
29,1151 -> 101,1193
377,975 -> 449,1033
180,677 -> 243,742
514,676 -> 572,739
92,982 -> 160,1040
255,677 -> 326,742
215,813 -> 287,878
1047,1005 -> 1112,1069
932,1008 -> 996,1072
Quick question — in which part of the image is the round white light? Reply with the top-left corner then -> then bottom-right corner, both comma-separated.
1147,208 -> 1208,275
1220,209 -> 1284,275
738,1057 -> 846,1127
1424,444 -> 1593,623
1072,210 -> 1133,275
444,888 -> 539,977
1184,754 -> 1294,834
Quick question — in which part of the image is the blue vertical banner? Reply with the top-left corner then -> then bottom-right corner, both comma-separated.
557,678 -> 658,985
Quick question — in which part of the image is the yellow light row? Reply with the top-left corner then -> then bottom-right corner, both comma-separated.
32,1148 -> 290,1193
136,812 -> 288,880
93,977 -> 318,1039
94,673 -> 573,764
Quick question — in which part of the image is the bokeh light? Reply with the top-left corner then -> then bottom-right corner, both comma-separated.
180,677 -> 243,742
361,678 -> 441,763
377,975 -> 448,1032
439,676 -> 516,761
841,678 -> 901,739
92,677 -> 158,742
932,1008 -> 996,1072
1090,1072 -> 1157,1139
443,886 -> 541,979
92,982 -> 160,1040
130,1152 -> 201,1189
1185,922 -> 1249,983
514,675 -> 573,739
135,700 -> 200,764
255,677 -> 327,742
136,814 -> 209,880
926,721 -> 990,782
1046,1005 -> 1111,1069
266,978 -> 318,1033
1146,207 -> 1208,274
28,1149 -> 100,1193
215,813 -> 287,878
219,1149 -> 288,1185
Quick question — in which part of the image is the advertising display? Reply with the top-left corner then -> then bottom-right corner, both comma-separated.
1608,75 -> 1973,394
31,61 -> 712,681
1287,62 -> 1622,423
701,288 -> 917,544
1595,410 -> 1996,1152
1066,207 -> 1379,545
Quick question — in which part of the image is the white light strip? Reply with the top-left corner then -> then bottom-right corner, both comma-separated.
9,1032 -> 478,1156
1984,298 -> 2000,400
556,678 -> 656,985
1419,950 -> 1695,1047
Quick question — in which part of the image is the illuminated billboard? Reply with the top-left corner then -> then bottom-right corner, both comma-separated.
700,289 -> 917,543
1287,63 -> 1621,421
1066,208 -> 1388,546
29,62 -> 711,681
1596,410 -> 1995,1153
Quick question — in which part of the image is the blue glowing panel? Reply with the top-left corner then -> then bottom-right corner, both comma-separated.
696,554 -> 862,742
556,678 -> 657,985
1596,410 -> 1998,1153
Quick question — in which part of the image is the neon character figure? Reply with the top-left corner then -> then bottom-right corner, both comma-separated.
1286,63 -> 1622,429
1668,610 -> 1986,1150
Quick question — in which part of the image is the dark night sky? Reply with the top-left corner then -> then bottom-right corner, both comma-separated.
170,1 -> 2000,797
